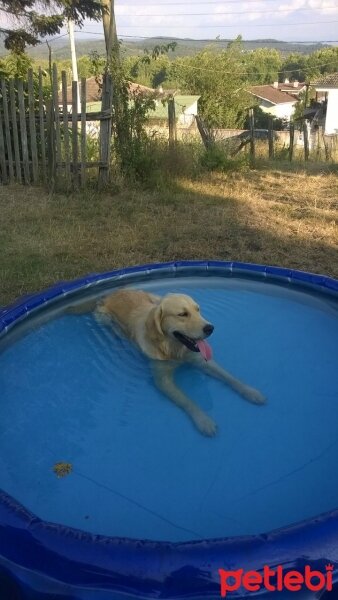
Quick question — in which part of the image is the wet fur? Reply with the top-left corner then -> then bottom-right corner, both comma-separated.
68,289 -> 265,436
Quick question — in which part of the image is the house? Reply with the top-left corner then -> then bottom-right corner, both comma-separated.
312,73 -> 338,135
148,95 -> 200,127
57,77 -> 199,137
57,77 -> 156,112
249,83 -> 298,122
276,79 -> 306,97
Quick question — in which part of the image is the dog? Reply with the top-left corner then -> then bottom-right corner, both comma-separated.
68,289 -> 265,436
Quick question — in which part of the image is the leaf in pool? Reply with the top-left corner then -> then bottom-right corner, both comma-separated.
53,462 -> 73,478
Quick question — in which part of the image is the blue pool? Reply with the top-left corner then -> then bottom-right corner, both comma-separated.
0,261 -> 337,599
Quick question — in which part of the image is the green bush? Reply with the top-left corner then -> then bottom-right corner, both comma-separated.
199,145 -> 249,172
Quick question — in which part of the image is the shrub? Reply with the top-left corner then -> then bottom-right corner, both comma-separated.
199,145 -> 249,172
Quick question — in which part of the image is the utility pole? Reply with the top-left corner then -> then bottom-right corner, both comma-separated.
101,0 -> 119,63
68,19 -> 80,111
68,19 -> 78,82
98,0 -> 118,188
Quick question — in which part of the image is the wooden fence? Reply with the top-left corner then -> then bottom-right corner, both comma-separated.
0,65 -> 113,189
202,118 -> 338,163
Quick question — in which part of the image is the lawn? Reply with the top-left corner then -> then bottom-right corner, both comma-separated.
1,165 -> 337,306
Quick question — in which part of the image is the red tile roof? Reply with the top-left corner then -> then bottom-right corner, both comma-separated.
249,85 -> 297,105
128,82 -> 155,95
313,72 -> 338,88
58,77 -> 156,104
277,82 -> 306,94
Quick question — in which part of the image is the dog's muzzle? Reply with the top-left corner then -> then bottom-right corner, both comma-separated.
173,324 -> 214,353
173,331 -> 200,352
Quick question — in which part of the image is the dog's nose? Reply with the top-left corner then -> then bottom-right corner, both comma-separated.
203,323 -> 214,336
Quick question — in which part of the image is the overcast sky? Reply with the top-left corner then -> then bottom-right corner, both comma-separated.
75,0 -> 338,42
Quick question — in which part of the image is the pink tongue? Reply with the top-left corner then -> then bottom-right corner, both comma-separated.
196,339 -> 213,361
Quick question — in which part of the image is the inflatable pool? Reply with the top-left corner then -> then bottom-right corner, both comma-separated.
0,261 -> 337,599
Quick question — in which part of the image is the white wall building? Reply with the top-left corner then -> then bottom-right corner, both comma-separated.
249,83 -> 297,122
314,73 -> 338,135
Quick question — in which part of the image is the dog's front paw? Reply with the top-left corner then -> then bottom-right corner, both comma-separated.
193,412 -> 218,437
241,386 -> 266,405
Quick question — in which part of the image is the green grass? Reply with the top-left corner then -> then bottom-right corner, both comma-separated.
1,165 -> 337,306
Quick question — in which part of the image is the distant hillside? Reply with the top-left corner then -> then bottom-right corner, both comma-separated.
123,37 -> 330,56
0,35 -> 331,61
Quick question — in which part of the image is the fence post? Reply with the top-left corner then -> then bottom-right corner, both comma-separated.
61,70 -> 71,186
9,79 -> 21,183
323,134 -> 331,162
303,121 -> 309,161
38,67 -> 47,183
195,115 -> 214,150
80,77 -> 87,188
17,78 -> 30,184
46,98 -> 55,190
268,116 -> 274,159
99,72 -> 113,190
289,123 -> 294,162
52,63 -> 62,185
249,108 -> 255,165
27,68 -> 39,183
168,97 -> 177,147
0,102 -> 7,184
72,80 -> 79,188
1,79 -> 14,182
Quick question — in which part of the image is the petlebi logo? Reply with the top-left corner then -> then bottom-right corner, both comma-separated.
219,564 -> 334,596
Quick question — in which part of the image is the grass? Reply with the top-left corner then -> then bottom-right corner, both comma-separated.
1,164 -> 337,306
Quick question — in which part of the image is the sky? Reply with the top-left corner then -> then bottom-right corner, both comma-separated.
75,0 -> 338,43
1,0 -> 338,43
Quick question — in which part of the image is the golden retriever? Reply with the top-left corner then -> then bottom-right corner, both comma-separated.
69,289 -> 265,436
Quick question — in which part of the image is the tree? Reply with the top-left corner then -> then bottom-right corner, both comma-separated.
171,47 -> 251,128
306,47 -> 338,78
246,48 -> 282,85
0,0 -> 102,53
0,51 -> 33,78
280,53 -> 308,83
100,0 -> 118,63
123,43 -> 177,88
78,55 -> 96,79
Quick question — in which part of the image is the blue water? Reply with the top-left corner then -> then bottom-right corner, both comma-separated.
0,277 -> 337,542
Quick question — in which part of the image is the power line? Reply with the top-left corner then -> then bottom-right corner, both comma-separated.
123,37 -> 338,43
42,30 -> 338,78
114,6 -> 338,17
72,30 -> 338,44
112,20 -> 338,27
169,58 -> 338,76
150,57 -> 338,75
69,31 -> 338,77
45,33 -> 69,43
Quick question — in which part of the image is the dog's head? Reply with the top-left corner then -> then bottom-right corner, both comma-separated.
153,293 -> 214,352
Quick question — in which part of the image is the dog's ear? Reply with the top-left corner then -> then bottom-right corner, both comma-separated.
153,304 -> 163,335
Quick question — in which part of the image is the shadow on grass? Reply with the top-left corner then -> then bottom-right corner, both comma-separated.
0,172 -> 337,305
153,178 -> 338,282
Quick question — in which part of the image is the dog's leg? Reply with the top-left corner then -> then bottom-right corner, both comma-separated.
152,362 -> 217,436
191,356 -> 266,405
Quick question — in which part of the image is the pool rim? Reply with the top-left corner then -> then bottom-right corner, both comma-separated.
1,260 -> 337,597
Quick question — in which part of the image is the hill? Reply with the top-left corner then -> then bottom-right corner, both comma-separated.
123,37 -> 329,56
0,35 -> 331,61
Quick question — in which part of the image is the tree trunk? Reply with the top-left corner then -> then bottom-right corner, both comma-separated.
101,0 -> 119,62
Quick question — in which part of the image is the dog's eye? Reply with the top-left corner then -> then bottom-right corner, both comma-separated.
178,311 -> 188,317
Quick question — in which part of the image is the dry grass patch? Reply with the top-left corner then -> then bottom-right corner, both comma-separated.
1,167 -> 337,305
